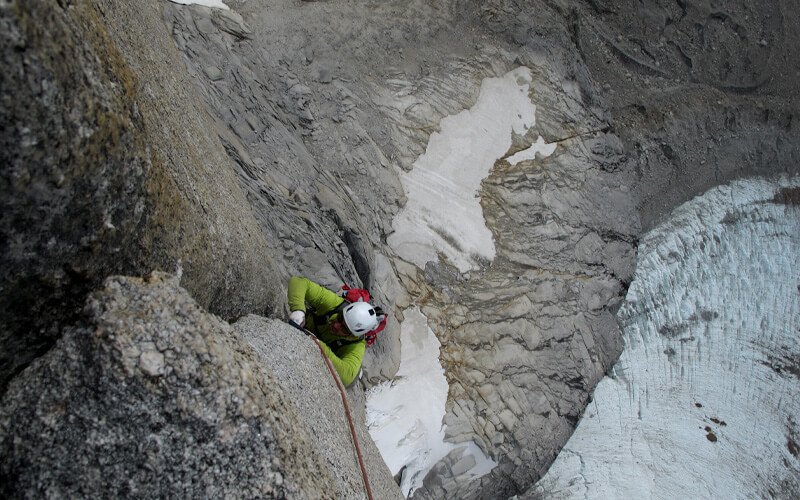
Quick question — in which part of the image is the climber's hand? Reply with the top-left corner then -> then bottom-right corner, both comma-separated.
289,310 -> 306,327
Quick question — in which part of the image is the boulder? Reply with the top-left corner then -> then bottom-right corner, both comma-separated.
235,314 -> 403,500
0,273 -> 331,497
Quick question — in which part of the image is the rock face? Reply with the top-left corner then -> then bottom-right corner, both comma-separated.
0,0 -> 284,390
158,0 -> 421,384
552,0 -> 800,230
0,273 -> 333,498
1,0 -> 798,498
158,4 -> 639,496
236,315 -> 403,500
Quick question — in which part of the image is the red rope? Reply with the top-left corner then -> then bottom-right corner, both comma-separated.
292,322 -> 374,500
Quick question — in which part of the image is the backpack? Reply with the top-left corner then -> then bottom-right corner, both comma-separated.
339,285 -> 387,345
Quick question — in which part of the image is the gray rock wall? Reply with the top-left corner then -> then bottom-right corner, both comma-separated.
1,0 -> 797,498
159,0 -> 413,384
0,0 -> 284,390
236,315 -> 403,500
0,273 -> 333,498
534,0 -> 800,230
395,128 -> 637,499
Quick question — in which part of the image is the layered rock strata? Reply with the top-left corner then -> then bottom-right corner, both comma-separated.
1,0 -> 797,498
160,2 -> 638,496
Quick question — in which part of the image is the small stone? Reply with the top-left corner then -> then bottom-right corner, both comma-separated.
245,113 -> 263,132
204,66 -> 224,81
451,453 -> 477,476
317,68 -> 332,84
139,350 -> 165,377
194,17 -> 216,35
498,409 -> 517,430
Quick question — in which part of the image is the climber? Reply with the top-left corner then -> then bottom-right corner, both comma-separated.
287,276 -> 380,386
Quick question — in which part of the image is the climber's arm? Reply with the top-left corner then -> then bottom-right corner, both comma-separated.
288,276 -> 343,314
316,340 -> 366,386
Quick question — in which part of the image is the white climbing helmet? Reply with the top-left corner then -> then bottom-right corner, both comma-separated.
342,301 -> 379,337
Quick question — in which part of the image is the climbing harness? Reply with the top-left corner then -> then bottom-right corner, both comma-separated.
288,320 -> 374,500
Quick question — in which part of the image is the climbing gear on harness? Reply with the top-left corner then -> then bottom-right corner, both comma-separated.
343,301 -> 379,336
288,320 -> 374,500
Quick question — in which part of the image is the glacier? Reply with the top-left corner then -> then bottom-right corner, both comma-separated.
531,176 -> 800,499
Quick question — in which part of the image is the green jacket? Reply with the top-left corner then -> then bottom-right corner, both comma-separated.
288,276 -> 366,386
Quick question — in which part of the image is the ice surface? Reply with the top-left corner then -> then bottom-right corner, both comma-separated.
533,176 -> 800,498
365,308 -> 496,497
167,0 -> 229,10
388,68 -> 551,272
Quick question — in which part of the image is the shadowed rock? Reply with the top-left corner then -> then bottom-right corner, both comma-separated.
0,0 -> 284,391
1,0 -> 797,497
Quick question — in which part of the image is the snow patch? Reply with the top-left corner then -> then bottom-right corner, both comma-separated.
167,0 -> 229,10
388,67 -> 545,272
366,308 -> 496,497
507,136 -> 557,165
533,176 -> 800,498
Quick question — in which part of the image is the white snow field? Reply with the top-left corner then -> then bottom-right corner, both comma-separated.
365,308 -> 496,497
388,67 -> 556,272
168,0 -> 229,10
506,136 -> 558,165
532,176 -> 800,499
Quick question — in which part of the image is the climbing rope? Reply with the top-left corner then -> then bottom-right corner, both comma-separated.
289,321 -> 374,500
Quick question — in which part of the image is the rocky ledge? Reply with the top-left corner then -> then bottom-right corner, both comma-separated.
0,272 -> 401,498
